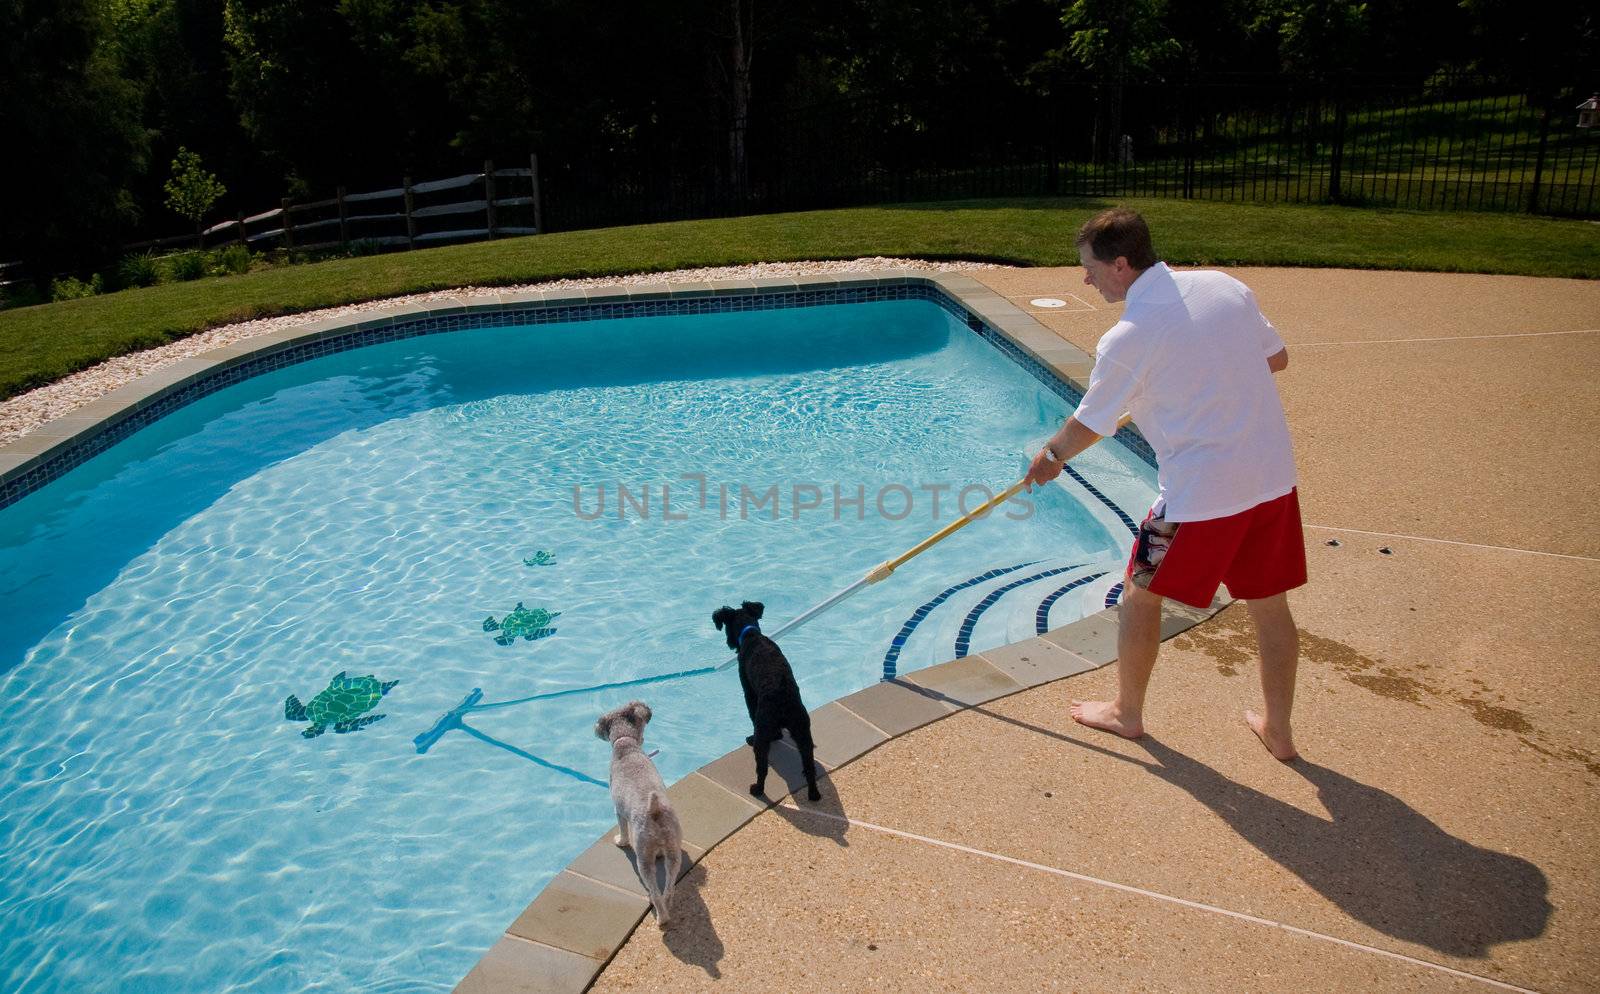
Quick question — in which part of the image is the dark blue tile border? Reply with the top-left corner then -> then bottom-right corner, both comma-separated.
1035,572 -> 1110,635
1064,465 -> 1140,536
952,562 -> 1091,659
1,279 -> 1158,511
1104,581 -> 1125,609
879,561 -> 1041,680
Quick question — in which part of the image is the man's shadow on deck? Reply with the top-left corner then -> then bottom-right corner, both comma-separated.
944,695 -> 1552,959
1134,738 -> 1552,958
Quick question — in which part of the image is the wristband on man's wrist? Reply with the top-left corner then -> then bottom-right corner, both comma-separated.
1044,446 -> 1062,463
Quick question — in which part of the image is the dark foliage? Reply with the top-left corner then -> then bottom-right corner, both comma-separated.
1,0 -> 148,274
2,0 -> 1591,273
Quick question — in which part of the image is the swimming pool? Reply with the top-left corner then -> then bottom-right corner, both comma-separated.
0,283 -> 1156,993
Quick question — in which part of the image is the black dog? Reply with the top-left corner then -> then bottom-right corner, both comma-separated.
712,601 -> 822,802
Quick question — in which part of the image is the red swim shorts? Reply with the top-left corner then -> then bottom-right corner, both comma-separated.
1126,488 -> 1307,609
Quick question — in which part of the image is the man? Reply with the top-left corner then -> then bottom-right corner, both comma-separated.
1023,208 -> 1306,760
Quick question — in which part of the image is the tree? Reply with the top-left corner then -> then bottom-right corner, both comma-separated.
1056,0 -> 1181,77
711,0 -> 756,198
1459,0 -> 1596,95
103,0 -> 269,231
223,0 -> 455,192
0,0 -> 148,274
1250,0 -> 1370,77
163,147 -> 227,238
1036,0 -> 1180,162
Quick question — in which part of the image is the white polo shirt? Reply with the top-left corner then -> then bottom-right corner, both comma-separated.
1072,262 -> 1296,522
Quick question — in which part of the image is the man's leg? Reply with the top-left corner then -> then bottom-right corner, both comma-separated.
1071,580 -> 1162,738
1243,592 -> 1299,760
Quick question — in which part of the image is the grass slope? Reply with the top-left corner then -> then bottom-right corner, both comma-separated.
2,196 -> 1596,400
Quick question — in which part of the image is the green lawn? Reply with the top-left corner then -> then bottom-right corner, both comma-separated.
2,196 -> 1596,400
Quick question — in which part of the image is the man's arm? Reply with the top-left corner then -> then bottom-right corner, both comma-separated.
1267,347 -> 1289,373
1023,416 -> 1104,489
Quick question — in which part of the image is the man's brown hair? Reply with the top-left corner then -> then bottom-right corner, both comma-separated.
1075,208 -> 1158,270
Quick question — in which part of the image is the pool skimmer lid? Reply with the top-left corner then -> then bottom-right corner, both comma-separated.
1030,298 -> 1068,308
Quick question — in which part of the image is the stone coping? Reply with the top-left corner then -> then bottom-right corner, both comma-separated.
0,269 -> 1176,992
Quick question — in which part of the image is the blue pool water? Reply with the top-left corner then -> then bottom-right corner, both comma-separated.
0,298 -> 1155,993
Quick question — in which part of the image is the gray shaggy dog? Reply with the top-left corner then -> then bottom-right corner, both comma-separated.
595,700 -> 682,927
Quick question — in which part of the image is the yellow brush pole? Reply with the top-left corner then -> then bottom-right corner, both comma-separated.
862,412 -> 1135,586
865,479 -> 1030,584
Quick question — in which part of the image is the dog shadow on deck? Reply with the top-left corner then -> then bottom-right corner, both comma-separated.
657,859 -> 725,978
606,841 -> 726,976
720,735 -> 852,846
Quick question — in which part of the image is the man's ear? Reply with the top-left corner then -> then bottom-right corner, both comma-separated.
743,600 -> 765,619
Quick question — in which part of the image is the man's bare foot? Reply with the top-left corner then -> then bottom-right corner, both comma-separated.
1070,699 -> 1144,739
1245,709 -> 1298,761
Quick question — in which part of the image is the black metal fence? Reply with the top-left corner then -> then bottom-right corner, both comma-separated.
537,74 -> 1599,230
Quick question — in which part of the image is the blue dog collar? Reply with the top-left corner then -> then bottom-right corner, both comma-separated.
737,624 -> 760,646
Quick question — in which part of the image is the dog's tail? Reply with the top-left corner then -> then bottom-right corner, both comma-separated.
642,792 -> 677,928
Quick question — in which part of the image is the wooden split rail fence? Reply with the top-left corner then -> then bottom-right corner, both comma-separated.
129,155 -> 544,255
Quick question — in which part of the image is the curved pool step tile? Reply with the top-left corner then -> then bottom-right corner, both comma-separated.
1104,580 -> 1125,608
1034,586 -> 1233,667
882,558 -> 1121,679
952,561 -> 1096,658
1062,464 -> 1141,535
879,560 -> 1042,679
1034,570 -> 1112,635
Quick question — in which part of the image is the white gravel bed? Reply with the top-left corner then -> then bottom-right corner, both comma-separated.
0,258 -> 1010,448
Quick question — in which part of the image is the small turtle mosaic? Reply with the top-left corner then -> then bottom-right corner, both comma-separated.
523,550 -> 556,567
483,602 -> 560,645
284,671 -> 398,738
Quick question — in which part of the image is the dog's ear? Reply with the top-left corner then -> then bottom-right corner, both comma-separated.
742,600 -> 765,619
712,606 -> 732,631
630,701 -> 652,726
594,713 -> 613,740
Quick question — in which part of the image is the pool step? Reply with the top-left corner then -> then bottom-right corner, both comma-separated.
880,556 -> 1122,679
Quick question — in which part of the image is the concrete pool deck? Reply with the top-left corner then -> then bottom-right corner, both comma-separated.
533,268 -> 1599,993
